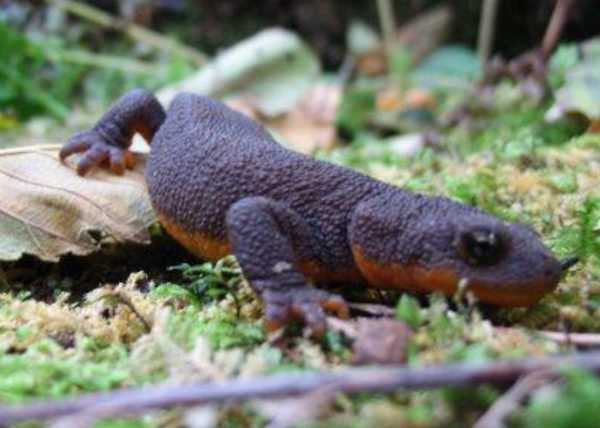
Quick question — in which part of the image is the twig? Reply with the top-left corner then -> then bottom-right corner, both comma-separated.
3,351 -> 600,425
472,371 -> 556,428
47,0 -> 207,66
376,0 -> 397,60
112,291 -> 152,333
477,0 -> 500,72
478,0 -> 576,101
537,330 -> 600,347
541,0 -> 576,61
47,50 -> 159,75
348,302 -> 395,317
95,290 -> 152,333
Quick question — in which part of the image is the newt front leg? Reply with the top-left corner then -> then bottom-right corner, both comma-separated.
60,89 -> 165,175
227,197 -> 349,335
60,92 -> 350,335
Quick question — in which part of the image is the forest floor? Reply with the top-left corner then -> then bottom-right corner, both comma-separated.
2,4 -> 600,427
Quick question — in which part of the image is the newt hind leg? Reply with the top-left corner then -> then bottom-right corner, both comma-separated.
226,196 -> 350,336
60,89 -> 165,176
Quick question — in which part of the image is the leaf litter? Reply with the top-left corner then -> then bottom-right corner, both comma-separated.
0,146 -> 155,262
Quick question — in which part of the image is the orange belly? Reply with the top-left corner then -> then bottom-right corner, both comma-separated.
353,247 -> 550,306
158,213 -> 366,286
158,214 -> 231,261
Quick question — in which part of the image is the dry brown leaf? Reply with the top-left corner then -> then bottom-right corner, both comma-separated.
354,5 -> 453,76
376,88 -> 436,114
226,84 -> 341,155
355,48 -> 388,76
268,84 -> 341,154
0,145 -> 156,262
352,318 -> 413,365
396,5 -> 452,65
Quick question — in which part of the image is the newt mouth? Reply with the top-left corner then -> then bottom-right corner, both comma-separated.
415,267 -> 561,307
458,276 -> 559,306
353,248 -> 562,307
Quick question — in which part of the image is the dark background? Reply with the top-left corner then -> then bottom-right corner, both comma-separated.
4,0 -> 600,67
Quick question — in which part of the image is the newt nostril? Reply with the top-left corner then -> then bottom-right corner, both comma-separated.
559,257 -> 579,273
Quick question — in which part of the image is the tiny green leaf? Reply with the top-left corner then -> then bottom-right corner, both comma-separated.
395,295 -> 423,328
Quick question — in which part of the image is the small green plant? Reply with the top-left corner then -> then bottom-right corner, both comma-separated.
336,86 -> 377,137
574,198 -> 600,261
395,294 -> 423,328
551,197 -> 600,261
153,256 -> 243,315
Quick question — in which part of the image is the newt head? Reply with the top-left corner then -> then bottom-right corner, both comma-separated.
350,193 -> 569,306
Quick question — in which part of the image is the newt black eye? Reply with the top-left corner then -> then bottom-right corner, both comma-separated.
455,228 -> 506,266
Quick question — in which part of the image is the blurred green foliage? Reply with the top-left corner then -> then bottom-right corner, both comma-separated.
395,294 -> 424,328
0,338 -> 130,403
336,85 -> 377,138
0,17 -> 193,125
521,369 -> 600,428
0,21 -> 71,121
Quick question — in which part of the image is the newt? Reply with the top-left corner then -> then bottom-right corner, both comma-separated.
60,89 -> 574,335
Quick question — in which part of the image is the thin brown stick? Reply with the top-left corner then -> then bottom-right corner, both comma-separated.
537,330 -> 600,347
477,0 -> 500,71
2,351 -> 600,426
376,0 -> 397,60
481,0 -> 575,90
541,0 -> 575,61
472,371 -> 556,428
348,302 -> 395,317
112,292 -> 152,333
48,50 -> 158,75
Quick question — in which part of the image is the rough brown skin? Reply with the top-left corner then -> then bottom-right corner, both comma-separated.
60,90 -> 563,335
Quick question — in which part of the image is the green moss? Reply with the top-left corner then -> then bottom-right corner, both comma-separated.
0,339 -> 130,404
443,96 -> 581,157
93,420 -> 154,428
166,308 -> 265,351
298,419 -> 369,428
445,168 -> 515,220
549,197 -> 600,260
